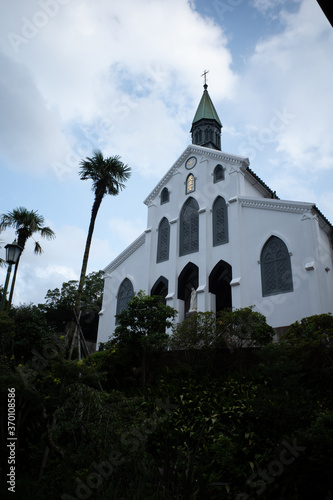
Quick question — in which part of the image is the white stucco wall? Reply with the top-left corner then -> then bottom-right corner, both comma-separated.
97,233 -> 149,345
238,199 -> 333,327
97,144 -> 333,346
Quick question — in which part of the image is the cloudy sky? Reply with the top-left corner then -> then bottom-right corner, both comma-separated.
0,0 -> 332,306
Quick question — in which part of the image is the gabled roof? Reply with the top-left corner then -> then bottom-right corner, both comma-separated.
143,144 -> 250,206
245,167 -> 278,199
312,204 -> 333,230
192,87 -> 222,127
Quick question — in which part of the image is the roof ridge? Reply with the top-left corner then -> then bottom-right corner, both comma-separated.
192,88 -> 222,126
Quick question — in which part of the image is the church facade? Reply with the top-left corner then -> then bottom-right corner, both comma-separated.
97,85 -> 333,345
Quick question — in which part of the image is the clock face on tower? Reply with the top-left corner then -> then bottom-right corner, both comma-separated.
185,156 -> 197,170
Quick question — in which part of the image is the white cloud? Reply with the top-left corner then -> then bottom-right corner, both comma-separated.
228,0 -> 333,222
1,0 -> 333,305
13,262 -> 77,305
108,217 -> 146,248
0,51 -> 71,175
251,0 -> 291,15
0,0 -> 236,179
0,223 -> 112,305
237,0 -> 333,171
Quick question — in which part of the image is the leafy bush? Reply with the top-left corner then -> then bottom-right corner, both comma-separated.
170,307 -> 274,351
219,307 -> 274,348
170,311 -> 226,350
283,313 -> 333,346
112,291 -> 177,351
0,311 -> 15,357
9,304 -> 60,362
41,270 -> 104,342
110,291 -> 177,385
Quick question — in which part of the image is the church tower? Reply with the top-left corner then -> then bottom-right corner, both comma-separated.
97,74 -> 333,350
190,79 -> 222,150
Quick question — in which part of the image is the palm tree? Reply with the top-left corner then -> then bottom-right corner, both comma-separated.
69,150 -> 131,357
0,207 -> 55,306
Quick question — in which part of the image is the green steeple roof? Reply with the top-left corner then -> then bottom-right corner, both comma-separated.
192,86 -> 222,126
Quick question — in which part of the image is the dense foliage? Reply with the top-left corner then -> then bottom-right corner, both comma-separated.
110,291 -> 177,385
111,291 -> 177,350
283,312 -> 333,346
0,308 -> 332,499
41,271 -> 104,343
170,308 -> 274,350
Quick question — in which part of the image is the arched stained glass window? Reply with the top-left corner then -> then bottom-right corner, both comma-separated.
214,164 -> 224,183
157,217 -> 170,263
116,278 -> 134,317
186,173 -> 195,194
180,197 -> 199,256
261,236 -> 293,296
213,196 -> 228,246
161,187 -> 169,204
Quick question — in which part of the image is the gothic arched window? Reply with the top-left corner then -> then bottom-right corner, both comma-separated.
151,276 -> 168,305
116,278 -> 134,317
161,187 -> 169,204
261,236 -> 293,296
179,197 -> 199,256
157,217 -> 170,263
213,164 -> 224,183
205,129 -> 208,142
186,173 -> 195,194
213,196 -> 228,246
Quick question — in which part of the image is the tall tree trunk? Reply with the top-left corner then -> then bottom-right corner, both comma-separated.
75,190 -> 104,309
8,233 -> 26,308
68,189 -> 104,360
67,309 -> 82,360
8,254 -> 21,308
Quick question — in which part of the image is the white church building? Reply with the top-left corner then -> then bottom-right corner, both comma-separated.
97,83 -> 333,345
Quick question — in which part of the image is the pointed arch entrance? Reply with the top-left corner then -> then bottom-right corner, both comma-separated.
151,276 -> 168,305
178,262 -> 199,314
209,260 -> 232,313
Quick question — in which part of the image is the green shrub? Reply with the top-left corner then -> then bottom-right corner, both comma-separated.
170,307 -> 274,351
219,307 -> 274,348
0,311 -> 15,357
170,311 -> 226,350
283,313 -> 333,346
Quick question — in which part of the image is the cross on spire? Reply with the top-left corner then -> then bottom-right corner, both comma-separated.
201,69 -> 209,89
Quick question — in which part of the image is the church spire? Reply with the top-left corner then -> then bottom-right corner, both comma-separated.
191,72 -> 222,150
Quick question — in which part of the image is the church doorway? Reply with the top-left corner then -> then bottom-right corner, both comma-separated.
151,276 -> 168,305
209,260 -> 232,313
178,262 -> 199,314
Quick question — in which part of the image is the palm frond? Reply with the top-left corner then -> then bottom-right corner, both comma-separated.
34,241 -> 43,255
0,207 -> 55,254
40,226 -> 56,240
79,150 -> 131,198
0,240 -> 6,267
